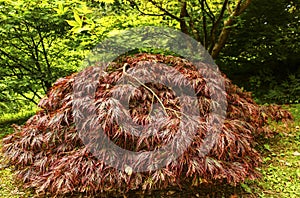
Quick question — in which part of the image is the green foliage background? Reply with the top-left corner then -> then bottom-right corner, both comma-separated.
0,0 -> 299,110
218,0 -> 299,104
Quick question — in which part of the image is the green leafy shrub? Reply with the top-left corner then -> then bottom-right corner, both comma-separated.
249,73 -> 300,104
1,54 -> 293,196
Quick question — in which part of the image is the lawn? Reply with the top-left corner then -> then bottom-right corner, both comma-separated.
0,107 -> 37,198
0,104 -> 299,197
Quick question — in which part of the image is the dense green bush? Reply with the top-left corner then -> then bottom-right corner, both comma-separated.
250,73 -> 300,104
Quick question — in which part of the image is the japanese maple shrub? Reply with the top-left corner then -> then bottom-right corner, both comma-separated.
2,54 -> 292,196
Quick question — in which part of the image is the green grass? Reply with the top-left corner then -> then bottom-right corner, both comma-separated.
243,104 -> 300,198
0,166 -> 32,198
0,111 -> 37,139
0,107 -> 37,198
257,104 -> 300,197
0,104 -> 299,197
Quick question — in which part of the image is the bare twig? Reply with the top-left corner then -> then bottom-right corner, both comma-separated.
128,0 -> 165,16
122,63 -> 169,117
148,0 -> 182,22
203,0 -> 215,22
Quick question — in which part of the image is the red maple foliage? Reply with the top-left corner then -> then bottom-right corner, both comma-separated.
2,53 -> 292,196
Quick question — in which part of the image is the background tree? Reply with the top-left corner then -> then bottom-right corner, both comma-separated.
0,0 -> 164,107
218,0 -> 300,103
125,0 -> 252,59
0,0 -> 84,105
1,0 -> 298,108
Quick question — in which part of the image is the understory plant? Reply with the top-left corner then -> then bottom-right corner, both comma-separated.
1,53 -> 293,196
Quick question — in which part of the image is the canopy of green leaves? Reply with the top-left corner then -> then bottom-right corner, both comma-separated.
0,0 -> 298,107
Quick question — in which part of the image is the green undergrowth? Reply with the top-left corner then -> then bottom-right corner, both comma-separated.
0,161 -> 33,198
0,104 -> 299,197
0,107 -> 37,198
243,104 -> 300,198
0,104 -> 38,139
258,104 -> 300,197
